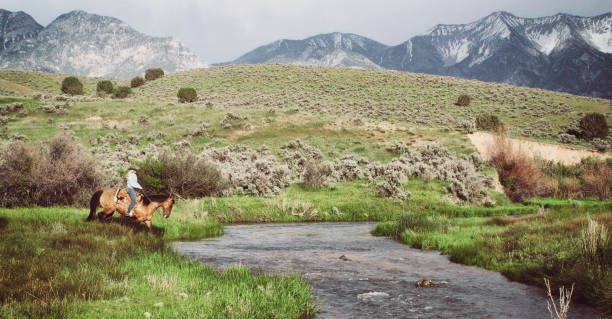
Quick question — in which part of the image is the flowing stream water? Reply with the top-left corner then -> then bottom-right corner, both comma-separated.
173,222 -> 598,319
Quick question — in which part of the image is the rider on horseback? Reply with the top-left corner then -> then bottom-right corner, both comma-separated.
126,165 -> 143,217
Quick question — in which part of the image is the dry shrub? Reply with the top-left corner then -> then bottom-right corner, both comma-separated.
303,159 -> 333,189
488,135 -> 550,202
0,133 -> 107,207
582,162 -> 612,201
544,278 -> 574,319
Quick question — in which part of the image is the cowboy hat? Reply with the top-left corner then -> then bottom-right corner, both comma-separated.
128,165 -> 139,171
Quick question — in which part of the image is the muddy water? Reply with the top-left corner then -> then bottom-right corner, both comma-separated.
174,223 -> 597,319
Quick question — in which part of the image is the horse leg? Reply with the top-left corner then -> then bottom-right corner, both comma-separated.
145,220 -> 152,233
100,208 -> 114,223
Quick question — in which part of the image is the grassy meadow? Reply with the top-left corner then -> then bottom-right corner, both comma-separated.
1,64 -> 611,317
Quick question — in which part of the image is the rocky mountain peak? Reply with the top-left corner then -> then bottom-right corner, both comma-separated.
0,9 -> 42,52
0,9 -> 206,78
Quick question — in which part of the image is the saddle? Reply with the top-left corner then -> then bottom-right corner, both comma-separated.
115,188 -> 143,203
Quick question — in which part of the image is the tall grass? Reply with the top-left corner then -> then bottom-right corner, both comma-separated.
0,208 -> 316,318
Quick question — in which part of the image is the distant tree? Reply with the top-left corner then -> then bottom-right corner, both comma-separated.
145,68 -> 164,81
61,76 -> 84,95
476,114 -> 503,131
130,76 -> 145,88
113,86 -> 132,99
579,113 -> 608,140
96,80 -> 113,94
177,87 -> 197,103
455,95 -> 471,106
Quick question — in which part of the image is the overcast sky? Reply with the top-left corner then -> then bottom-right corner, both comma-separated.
2,0 -> 611,63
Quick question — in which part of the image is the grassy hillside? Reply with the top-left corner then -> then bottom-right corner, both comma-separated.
1,65 -> 610,154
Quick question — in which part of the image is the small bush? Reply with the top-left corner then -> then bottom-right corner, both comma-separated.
376,181 -> 410,200
476,114 -> 502,131
579,113 -> 608,140
96,80 -> 113,94
130,76 -> 145,88
303,159 -> 333,189
61,76 -> 83,95
455,95 -> 471,107
137,151 -> 228,198
145,68 -> 164,81
113,86 -> 132,99
177,87 -> 198,103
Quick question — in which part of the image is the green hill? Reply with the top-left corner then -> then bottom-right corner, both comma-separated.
1,64 -> 610,155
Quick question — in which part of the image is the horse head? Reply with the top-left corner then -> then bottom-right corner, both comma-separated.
161,194 -> 175,218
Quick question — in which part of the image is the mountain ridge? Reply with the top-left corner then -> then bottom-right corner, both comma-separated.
0,9 -> 206,78
230,11 -> 612,98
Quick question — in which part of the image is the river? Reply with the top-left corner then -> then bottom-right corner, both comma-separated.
174,222 -> 598,319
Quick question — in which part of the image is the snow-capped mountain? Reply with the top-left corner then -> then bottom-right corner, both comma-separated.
232,11 -> 612,98
0,10 -> 206,78
0,9 -> 42,52
233,32 -> 387,69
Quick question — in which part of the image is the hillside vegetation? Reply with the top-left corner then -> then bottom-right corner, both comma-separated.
1,65 -> 610,148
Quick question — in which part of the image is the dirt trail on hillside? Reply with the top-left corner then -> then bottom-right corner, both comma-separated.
468,132 -> 611,165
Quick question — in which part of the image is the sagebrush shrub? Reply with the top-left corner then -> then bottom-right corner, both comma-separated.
113,86 -> 132,99
130,76 -> 145,88
61,76 -> 83,95
96,80 -> 113,94
0,133 -> 108,207
177,87 -> 198,103
201,145 -> 291,197
455,95 -> 470,106
579,113 -> 608,140
303,159 -> 333,189
137,151 -> 228,198
366,144 -> 490,203
376,181 -> 410,200
145,68 -> 164,81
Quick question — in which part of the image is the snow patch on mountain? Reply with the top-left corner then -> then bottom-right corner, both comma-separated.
528,29 -> 562,55
578,17 -> 612,53
439,39 -> 471,66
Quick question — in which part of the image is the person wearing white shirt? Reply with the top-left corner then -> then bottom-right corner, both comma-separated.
126,165 -> 143,217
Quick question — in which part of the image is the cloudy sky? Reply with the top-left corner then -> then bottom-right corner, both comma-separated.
2,0 -> 611,63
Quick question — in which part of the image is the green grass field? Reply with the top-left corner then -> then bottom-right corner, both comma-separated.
0,207 -> 315,319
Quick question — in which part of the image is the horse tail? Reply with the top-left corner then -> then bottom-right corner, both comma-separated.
86,190 -> 103,222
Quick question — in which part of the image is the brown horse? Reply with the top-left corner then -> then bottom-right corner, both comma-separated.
86,188 -> 175,231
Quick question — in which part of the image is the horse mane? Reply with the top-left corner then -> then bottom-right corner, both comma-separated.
142,194 -> 172,205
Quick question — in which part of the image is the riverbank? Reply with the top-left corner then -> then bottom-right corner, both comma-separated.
372,203 -> 612,315
0,207 -> 316,318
